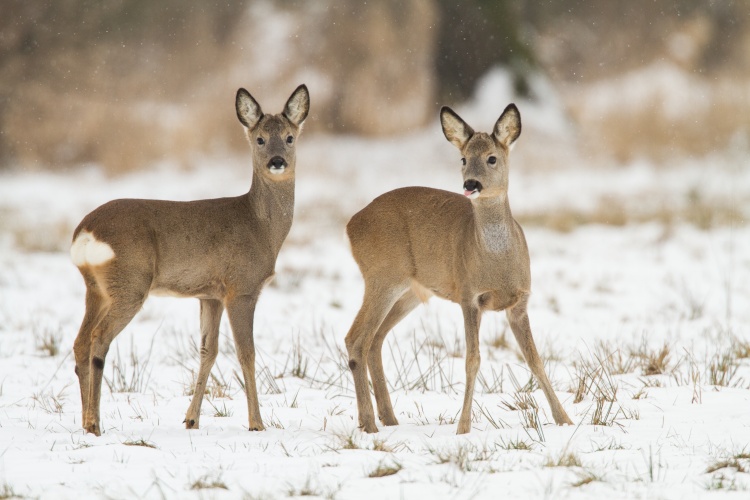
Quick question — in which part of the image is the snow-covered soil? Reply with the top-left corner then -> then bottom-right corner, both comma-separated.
1,128 -> 749,499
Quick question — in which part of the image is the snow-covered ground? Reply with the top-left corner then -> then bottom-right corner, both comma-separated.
1,113 -> 750,499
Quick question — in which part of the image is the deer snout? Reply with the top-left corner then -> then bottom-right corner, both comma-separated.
267,156 -> 288,174
463,179 -> 482,199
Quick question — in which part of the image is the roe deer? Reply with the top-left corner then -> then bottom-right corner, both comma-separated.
344,104 -> 573,434
70,85 -> 310,435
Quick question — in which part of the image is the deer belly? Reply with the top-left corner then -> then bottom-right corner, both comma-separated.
149,278 -> 226,300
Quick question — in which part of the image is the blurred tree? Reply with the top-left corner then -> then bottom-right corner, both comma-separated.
319,0 -> 438,135
0,0 -> 247,171
524,0 -> 749,81
434,0 -> 535,102
1,0 -> 748,171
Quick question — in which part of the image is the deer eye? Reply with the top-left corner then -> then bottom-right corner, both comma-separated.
286,135 -> 294,144
461,158 -> 466,166
488,156 -> 497,165
256,137 -> 265,145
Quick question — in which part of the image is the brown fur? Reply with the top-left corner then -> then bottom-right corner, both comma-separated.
71,85 -> 310,435
344,104 -> 573,434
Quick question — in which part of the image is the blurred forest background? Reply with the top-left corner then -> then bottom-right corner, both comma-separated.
1,0 -> 749,173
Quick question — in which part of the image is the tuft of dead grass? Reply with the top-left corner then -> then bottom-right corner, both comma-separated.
571,469 -> 603,487
544,449 -> 582,468
707,351 -> 742,387
123,439 -> 157,449
189,473 -> 228,491
706,457 -> 749,474
631,343 -> 672,376
34,324 -> 62,357
0,483 -> 18,500
368,461 -> 402,478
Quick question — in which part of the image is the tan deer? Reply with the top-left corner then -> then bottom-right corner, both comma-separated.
344,103 -> 573,434
70,85 -> 310,435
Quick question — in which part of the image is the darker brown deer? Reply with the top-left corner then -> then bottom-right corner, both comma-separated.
71,85 -> 310,435
344,104 -> 573,434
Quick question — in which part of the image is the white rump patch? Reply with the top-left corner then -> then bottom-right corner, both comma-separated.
70,231 -> 115,267
482,223 -> 510,253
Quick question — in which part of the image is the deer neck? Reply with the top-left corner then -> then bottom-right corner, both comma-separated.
246,170 -> 295,251
471,194 -> 514,254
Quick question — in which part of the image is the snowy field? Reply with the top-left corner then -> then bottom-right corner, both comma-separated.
1,112 -> 750,499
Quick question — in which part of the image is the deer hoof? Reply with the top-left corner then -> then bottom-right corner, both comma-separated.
379,415 -> 399,426
456,422 -> 471,435
248,422 -> 266,432
360,421 -> 379,434
556,414 -> 574,426
84,422 -> 101,436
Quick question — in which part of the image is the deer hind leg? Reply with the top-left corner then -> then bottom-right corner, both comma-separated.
73,279 -> 110,429
84,288 -> 147,436
367,290 -> 421,426
225,294 -> 264,431
507,294 -> 573,425
345,281 -> 407,433
185,299 -> 224,429
457,303 -> 482,434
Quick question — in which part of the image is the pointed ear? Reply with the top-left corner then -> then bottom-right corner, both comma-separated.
493,103 -> 521,149
283,84 -> 310,126
236,88 -> 263,130
440,106 -> 474,150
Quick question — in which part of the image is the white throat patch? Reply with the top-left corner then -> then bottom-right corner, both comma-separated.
481,223 -> 510,253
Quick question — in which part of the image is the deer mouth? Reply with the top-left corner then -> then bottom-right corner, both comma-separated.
267,156 -> 288,174
463,179 -> 482,199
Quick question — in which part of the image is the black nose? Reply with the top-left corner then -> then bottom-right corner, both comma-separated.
463,179 -> 482,192
268,156 -> 287,169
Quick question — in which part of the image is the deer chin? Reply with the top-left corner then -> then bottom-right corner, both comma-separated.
268,166 -> 286,175
464,189 -> 480,199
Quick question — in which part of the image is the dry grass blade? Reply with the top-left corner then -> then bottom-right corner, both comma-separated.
31,386 -> 67,415
475,402 -> 508,430
631,342 -> 672,376
427,442 -> 498,472
477,364 -> 505,394
282,335 -> 309,379
506,366 -> 546,442
497,436 -> 534,451
34,324 -> 62,357
189,473 -> 228,491
368,460 -> 402,478
123,439 -> 157,449
732,337 -> 750,359
707,351 -> 741,387
705,458 -> 748,474
207,399 -> 233,418
0,483 -> 18,500
571,469 -> 602,487
573,350 -> 626,427
104,336 -> 156,394
545,449 -> 582,468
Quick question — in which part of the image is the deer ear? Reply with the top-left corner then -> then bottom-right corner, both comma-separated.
283,84 -> 310,126
440,107 -> 474,150
493,103 -> 521,150
236,88 -> 263,130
